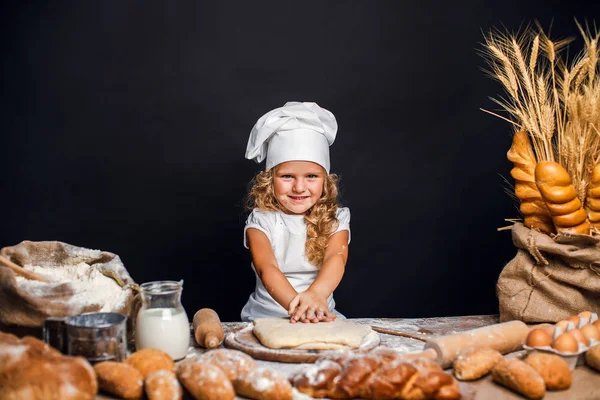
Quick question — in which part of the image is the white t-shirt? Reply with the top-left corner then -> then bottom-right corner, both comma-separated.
241,207 -> 351,321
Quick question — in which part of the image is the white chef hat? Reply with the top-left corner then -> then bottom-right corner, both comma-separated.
245,101 -> 338,173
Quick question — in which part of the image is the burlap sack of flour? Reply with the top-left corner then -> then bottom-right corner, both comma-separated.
0,240 -> 139,328
497,223 -> 600,323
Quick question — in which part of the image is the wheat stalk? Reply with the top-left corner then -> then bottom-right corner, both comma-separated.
482,22 -> 600,203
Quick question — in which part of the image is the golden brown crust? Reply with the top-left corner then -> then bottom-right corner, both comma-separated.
125,348 -> 175,379
535,161 -> 590,235
453,347 -> 504,381
290,359 -> 342,398
0,335 -> 97,400
524,352 -> 571,390
290,353 -> 460,400
491,359 -> 545,399
176,358 -> 235,400
145,369 -> 183,400
507,131 -> 555,234
586,343 -> 600,371
234,366 -> 293,400
586,164 -> 600,227
94,361 -> 144,400
198,348 -> 256,382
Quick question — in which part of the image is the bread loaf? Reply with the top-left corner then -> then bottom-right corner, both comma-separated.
234,366 -> 293,400
145,369 -> 183,400
535,161 -> 590,235
491,359 -> 545,399
586,343 -> 600,371
524,352 -> 571,390
290,351 -> 460,400
177,358 -> 235,400
125,348 -> 175,378
0,332 -> 98,400
453,347 -> 503,381
586,164 -> 600,230
94,361 -> 144,399
507,131 -> 555,234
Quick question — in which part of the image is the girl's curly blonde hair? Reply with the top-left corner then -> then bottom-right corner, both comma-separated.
246,167 -> 340,267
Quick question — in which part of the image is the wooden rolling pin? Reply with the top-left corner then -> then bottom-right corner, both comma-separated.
424,320 -> 529,369
0,255 -> 51,282
193,308 -> 224,349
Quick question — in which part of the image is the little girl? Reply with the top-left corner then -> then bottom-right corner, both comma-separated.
241,101 -> 351,323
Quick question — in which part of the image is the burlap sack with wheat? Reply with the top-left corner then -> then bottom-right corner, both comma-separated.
0,240 -> 139,328
497,223 -> 600,323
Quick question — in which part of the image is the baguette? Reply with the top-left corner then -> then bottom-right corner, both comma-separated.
586,164 -> 600,231
535,161 -> 590,235
524,352 -> 571,390
453,347 -> 503,381
491,359 -> 545,399
507,131 -> 554,234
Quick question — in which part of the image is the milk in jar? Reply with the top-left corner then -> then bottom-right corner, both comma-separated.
135,280 -> 190,360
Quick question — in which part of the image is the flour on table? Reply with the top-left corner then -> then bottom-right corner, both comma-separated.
14,263 -> 128,312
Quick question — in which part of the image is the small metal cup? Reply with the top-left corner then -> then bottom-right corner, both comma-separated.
43,316 -> 68,353
64,312 -> 128,363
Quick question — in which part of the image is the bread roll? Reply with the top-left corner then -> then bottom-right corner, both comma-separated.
586,163 -> 600,230
524,352 -> 571,390
125,348 -> 175,378
234,366 -> 293,400
507,131 -> 554,234
198,348 -> 256,382
453,347 -> 503,381
491,359 -> 545,399
535,161 -> 590,235
177,358 -> 235,400
94,361 -> 144,400
0,333 -> 97,400
586,343 -> 600,371
145,369 -> 183,400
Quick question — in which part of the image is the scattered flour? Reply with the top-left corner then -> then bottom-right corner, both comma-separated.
14,263 -> 128,312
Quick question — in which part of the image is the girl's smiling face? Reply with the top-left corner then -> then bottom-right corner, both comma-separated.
273,161 -> 325,215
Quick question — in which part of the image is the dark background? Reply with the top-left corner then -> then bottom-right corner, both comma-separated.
1,1 -> 598,322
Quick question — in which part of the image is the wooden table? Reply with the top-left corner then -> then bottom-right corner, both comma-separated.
93,315 -> 600,399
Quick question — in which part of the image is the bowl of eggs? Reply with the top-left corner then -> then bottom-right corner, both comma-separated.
524,311 -> 600,370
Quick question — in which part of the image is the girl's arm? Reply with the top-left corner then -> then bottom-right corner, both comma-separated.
246,228 -> 298,311
289,230 -> 349,323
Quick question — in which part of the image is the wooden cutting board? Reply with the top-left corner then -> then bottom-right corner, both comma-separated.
223,323 -> 380,363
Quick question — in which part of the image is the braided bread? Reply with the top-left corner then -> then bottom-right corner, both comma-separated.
290,349 -> 460,400
507,131 -> 555,235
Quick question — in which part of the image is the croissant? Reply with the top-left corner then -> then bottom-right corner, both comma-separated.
290,348 -> 460,400
507,131 -> 555,234
535,161 -> 590,235
586,163 -> 600,231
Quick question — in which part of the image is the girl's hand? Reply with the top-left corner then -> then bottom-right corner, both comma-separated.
287,290 -> 336,323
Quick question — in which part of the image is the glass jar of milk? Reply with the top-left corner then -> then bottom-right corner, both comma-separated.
135,280 -> 190,360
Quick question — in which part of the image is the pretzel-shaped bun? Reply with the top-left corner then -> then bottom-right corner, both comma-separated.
507,131 -> 555,234
535,161 -> 590,235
